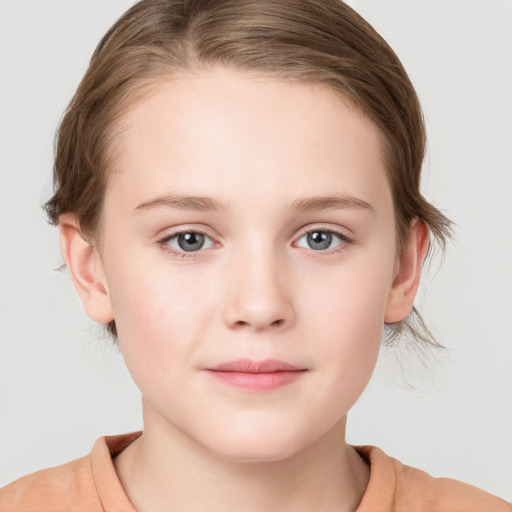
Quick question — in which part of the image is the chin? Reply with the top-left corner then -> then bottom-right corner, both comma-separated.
199,421 -> 316,463
213,438 -> 304,463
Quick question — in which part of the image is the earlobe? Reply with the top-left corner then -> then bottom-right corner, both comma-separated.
58,214 -> 114,325
384,219 -> 429,324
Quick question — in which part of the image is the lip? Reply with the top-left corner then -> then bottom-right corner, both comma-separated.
204,358 -> 307,391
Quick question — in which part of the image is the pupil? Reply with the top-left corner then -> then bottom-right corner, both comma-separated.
178,232 -> 204,252
308,231 -> 331,250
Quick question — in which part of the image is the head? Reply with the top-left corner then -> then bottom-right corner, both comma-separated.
46,0 -> 451,344
46,0 -> 451,460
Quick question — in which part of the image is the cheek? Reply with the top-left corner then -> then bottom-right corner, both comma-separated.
302,252 -> 394,389
305,251 -> 394,339
105,260 -> 210,405
104,250 -> 212,361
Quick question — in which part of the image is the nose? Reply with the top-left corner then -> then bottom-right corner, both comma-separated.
222,246 -> 295,332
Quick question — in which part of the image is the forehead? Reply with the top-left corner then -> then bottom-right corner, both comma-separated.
107,67 -> 390,214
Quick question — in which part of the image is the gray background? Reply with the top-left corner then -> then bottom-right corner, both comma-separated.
1,0 -> 511,499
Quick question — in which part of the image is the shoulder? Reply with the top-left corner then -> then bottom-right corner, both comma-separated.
0,433 -> 139,512
356,445 -> 512,512
0,454 -> 102,512
396,460 -> 512,512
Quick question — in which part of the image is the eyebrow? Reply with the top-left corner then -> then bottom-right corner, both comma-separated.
134,195 -> 226,213
288,194 -> 374,213
133,193 -> 374,214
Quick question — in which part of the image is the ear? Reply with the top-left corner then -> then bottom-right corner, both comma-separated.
58,214 -> 114,325
385,219 -> 429,323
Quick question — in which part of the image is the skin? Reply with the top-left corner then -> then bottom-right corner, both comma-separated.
59,67 -> 428,512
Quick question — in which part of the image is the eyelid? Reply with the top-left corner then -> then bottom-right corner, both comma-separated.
157,226 -> 219,259
295,224 -> 352,241
158,225 -> 213,241
156,224 -> 353,259
293,225 -> 353,252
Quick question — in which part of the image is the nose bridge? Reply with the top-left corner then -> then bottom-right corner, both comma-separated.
222,237 -> 294,332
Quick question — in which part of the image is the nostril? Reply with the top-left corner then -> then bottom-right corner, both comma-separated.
231,318 -> 285,331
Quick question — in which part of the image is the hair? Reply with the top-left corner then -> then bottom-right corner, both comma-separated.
44,0 -> 452,344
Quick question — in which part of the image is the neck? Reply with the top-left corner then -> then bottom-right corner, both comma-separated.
114,401 -> 369,512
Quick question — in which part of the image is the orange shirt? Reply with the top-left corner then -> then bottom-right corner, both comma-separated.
1,432 -> 510,512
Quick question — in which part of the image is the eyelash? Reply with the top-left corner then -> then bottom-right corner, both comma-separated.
158,227 -> 353,259
295,227 -> 353,255
158,228 -> 216,260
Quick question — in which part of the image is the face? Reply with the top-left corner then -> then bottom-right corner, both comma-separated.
95,67 -> 400,461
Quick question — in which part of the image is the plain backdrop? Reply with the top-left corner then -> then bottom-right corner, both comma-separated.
1,0 -> 511,500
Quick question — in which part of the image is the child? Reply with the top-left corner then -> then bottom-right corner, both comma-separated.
1,0 -> 510,510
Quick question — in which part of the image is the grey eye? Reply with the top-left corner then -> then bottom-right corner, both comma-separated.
167,232 -> 213,252
178,232 -> 204,251
296,230 -> 345,251
307,231 -> 331,250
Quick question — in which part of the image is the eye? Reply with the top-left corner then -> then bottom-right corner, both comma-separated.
163,231 -> 215,253
295,229 -> 349,251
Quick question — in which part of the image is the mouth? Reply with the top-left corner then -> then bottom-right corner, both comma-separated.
204,358 -> 307,391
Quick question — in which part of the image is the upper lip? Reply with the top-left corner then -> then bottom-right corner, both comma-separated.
207,358 -> 304,373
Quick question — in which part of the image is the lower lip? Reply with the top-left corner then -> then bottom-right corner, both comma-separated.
205,370 -> 306,391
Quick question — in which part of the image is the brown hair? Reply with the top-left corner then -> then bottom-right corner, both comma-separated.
44,0 -> 452,344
